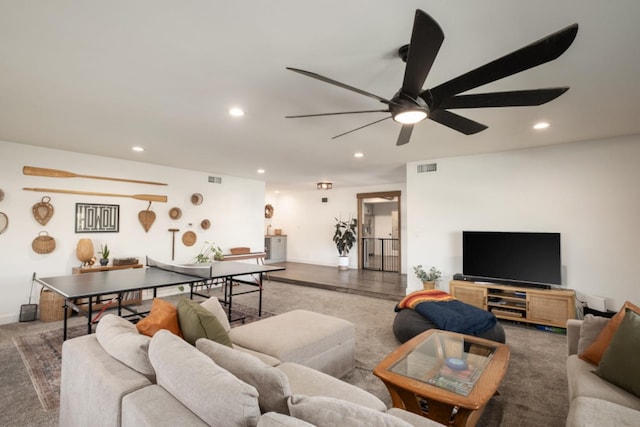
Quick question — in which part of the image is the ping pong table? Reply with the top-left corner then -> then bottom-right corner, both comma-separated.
36,256 -> 285,339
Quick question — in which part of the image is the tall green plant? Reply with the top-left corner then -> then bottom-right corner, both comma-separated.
333,217 -> 357,256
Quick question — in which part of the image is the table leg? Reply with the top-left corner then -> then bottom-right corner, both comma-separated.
258,273 -> 263,316
63,300 -> 69,340
226,276 -> 233,320
87,297 -> 94,335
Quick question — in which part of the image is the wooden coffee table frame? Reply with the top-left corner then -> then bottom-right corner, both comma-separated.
374,329 -> 509,427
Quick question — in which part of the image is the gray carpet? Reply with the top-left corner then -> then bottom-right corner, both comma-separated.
0,281 -> 569,426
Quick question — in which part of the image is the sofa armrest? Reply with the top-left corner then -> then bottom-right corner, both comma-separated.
567,319 -> 583,356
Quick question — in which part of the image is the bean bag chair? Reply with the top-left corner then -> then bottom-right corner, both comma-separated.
393,308 -> 506,344
392,290 -> 506,344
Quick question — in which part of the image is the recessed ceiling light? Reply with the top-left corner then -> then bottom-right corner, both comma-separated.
229,107 -> 245,117
354,152 -> 364,158
533,122 -> 550,130
132,146 -> 144,152
257,169 -> 265,174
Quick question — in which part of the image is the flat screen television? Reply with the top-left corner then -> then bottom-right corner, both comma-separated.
462,231 -> 561,289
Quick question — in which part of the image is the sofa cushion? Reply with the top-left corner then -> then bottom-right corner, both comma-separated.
288,395 -> 412,427
566,396 -> 640,427
277,362 -> 386,412
566,354 -> 640,411
149,330 -> 261,427
595,309 -> 640,397
177,298 -> 233,346
385,408 -> 445,426
579,301 -> 640,365
233,344 -> 281,366
122,384 -> 208,427
576,314 -> 609,355
257,412 -> 315,427
136,298 -> 182,337
196,338 -> 292,414
95,314 -> 155,378
59,334 -> 153,427
200,296 -> 231,333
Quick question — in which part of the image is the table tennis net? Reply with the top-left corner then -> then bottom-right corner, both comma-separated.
146,256 -> 212,279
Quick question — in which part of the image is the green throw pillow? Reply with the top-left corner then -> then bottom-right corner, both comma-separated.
594,308 -> 640,397
177,298 -> 233,347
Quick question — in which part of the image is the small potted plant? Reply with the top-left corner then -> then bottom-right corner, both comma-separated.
333,216 -> 357,270
98,244 -> 110,266
413,265 -> 441,290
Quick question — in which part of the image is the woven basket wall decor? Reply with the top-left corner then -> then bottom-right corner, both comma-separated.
32,231 -> 56,254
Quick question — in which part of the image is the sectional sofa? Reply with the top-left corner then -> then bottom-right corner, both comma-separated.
566,309 -> 640,426
59,297 -> 443,426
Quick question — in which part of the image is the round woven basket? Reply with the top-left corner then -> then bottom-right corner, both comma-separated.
32,231 -> 56,254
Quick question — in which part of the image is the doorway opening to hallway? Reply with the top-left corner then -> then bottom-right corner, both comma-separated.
357,191 -> 401,273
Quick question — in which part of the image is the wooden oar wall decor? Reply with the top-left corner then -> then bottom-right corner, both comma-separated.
23,188 -> 167,203
23,166 -> 168,186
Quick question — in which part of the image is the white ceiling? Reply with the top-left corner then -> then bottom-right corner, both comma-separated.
1,1 -> 639,192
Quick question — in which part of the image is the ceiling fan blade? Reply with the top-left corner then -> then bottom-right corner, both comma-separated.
429,110 -> 488,135
428,23 -> 578,102
286,109 -> 390,119
396,125 -> 414,146
401,10 -> 445,98
331,116 -> 391,140
438,87 -> 569,109
287,67 -> 393,105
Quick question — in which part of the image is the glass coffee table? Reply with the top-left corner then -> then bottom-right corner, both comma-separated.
374,329 -> 509,427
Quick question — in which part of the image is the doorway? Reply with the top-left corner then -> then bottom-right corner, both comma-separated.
357,191 -> 401,273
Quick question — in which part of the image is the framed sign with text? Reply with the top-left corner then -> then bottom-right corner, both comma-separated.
75,203 -> 120,233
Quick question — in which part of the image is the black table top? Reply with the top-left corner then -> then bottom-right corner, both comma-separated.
37,261 -> 285,299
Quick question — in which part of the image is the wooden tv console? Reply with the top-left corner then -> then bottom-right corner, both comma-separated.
449,280 -> 576,328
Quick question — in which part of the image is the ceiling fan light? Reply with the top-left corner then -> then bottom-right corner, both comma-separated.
393,110 -> 427,124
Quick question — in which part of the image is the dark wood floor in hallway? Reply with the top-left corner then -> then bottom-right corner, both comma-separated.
266,262 -> 406,301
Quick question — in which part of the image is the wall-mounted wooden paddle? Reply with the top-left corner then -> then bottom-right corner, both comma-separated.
23,187 -> 167,203
23,166 -> 168,186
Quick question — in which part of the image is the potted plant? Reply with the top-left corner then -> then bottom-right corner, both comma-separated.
333,217 -> 357,270
98,244 -> 110,266
193,241 -> 224,263
413,265 -> 441,290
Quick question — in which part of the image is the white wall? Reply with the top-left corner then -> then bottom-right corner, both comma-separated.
406,135 -> 640,311
265,184 -> 407,270
373,202 -> 395,238
0,140 -> 265,324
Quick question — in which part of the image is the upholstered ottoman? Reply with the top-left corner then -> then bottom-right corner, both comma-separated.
229,309 -> 356,378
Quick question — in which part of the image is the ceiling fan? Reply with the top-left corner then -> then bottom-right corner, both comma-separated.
286,10 -> 578,146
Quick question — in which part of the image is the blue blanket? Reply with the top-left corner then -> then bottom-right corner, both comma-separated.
413,300 -> 497,335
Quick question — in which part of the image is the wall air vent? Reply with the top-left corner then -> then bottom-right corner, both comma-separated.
208,176 -> 222,184
417,163 -> 437,173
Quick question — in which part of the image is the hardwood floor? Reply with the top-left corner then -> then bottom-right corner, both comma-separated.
266,261 -> 406,301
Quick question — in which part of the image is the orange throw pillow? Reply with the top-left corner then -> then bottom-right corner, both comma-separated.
136,298 -> 182,338
579,301 -> 640,365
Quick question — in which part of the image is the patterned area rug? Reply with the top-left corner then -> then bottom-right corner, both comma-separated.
13,302 -> 273,411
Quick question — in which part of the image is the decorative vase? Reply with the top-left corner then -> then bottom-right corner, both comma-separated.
337,256 -> 349,271
100,258 -> 109,266
422,281 -> 436,290
76,239 -> 94,265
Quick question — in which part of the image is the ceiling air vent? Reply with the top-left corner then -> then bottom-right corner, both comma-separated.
417,163 -> 437,173
208,176 -> 222,184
